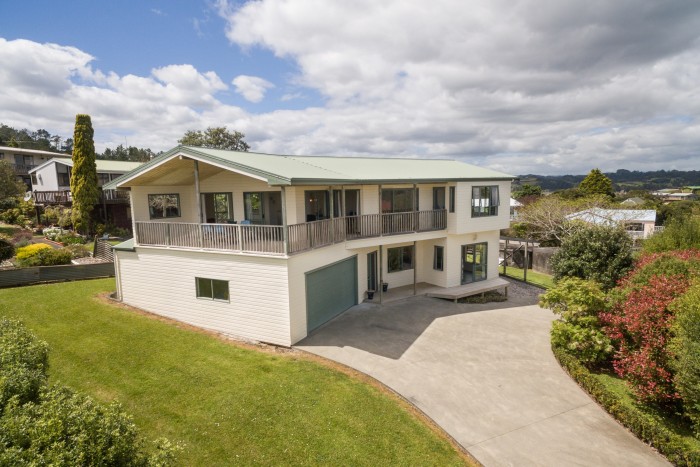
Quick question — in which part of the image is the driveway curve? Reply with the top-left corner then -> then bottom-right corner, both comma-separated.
296,293 -> 669,466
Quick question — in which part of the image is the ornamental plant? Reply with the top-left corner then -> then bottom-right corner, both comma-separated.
70,114 -> 99,234
540,277 -> 612,365
602,250 -> 700,404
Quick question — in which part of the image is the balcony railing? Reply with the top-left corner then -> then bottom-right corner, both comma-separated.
100,189 -> 130,203
14,164 -> 37,175
34,190 -> 72,204
134,209 -> 447,256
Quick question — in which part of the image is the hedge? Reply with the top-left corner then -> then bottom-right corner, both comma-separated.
552,344 -> 700,466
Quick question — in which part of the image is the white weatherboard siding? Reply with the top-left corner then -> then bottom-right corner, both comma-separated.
116,248 -> 292,346
199,171 -> 279,223
32,161 -> 63,191
445,231 -> 500,288
131,185 -> 197,223
451,181 -> 512,235
287,243 -> 364,344
417,238 -> 447,288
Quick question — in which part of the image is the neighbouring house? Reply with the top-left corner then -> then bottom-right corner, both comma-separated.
652,189 -> 698,202
620,197 -> 646,207
510,198 -> 523,220
29,158 -> 142,229
567,208 -> 659,239
104,146 -> 514,346
683,185 -> 700,195
0,145 -> 71,187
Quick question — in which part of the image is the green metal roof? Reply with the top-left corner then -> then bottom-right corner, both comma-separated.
112,238 -> 135,251
31,157 -> 142,174
106,145 -> 514,189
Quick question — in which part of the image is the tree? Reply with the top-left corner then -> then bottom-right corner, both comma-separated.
512,184 -> 542,200
550,223 -> 633,290
0,160 -> 26,207
70,114 -> 99,234
579,168 -> 614,197
178,127 -> 250,151
512,194 -> 608,245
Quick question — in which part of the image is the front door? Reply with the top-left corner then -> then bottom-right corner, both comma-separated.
461,242 -> 488,284
201,192 -> 233,223
244,192 -> 265,224
367,251 -> 378,291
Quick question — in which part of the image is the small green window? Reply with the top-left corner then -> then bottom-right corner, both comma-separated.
196,277 -> 229,302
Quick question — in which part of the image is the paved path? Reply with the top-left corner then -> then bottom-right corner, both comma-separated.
296,295 -> 670,466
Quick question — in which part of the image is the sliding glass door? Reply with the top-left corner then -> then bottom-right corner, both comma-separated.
461,242 -> 488,284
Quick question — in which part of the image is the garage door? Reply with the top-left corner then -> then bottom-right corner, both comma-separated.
306,256 -> 357,332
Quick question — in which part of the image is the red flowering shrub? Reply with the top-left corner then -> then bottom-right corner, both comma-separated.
601,250 -> 700,404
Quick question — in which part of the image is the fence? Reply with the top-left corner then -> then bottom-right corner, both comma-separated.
0,262 -> 115,288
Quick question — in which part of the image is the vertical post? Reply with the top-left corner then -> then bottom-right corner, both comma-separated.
281,186 -> 288,255
378,185 -> 383,236
193,160 -> 202,224
524,239 -> 529,283
129,189 -> 137,245
413,183 -> 418,232
413,240 -> 417,296
341,186 -> 346,217
379,245 -> 383,304
503,238 -> 508,276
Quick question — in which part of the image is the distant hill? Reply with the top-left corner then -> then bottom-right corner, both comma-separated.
517,169 -> 700,191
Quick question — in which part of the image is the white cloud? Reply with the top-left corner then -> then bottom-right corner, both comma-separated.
4,0 -> 700,176
232,75 -> 274,103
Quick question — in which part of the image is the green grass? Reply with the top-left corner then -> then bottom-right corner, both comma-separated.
500,266 -> 554,289
0,224 -> 22,237
0,279 -> 469,466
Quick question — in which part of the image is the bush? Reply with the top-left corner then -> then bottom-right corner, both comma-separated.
643,216 -> 700,253
602,251 -> 700,404
0,236 -> 13,262
15,244 -> 72,267
550,223 -> 633,290
670,282 -> 700,437
42,226 -> 69,241
41,205 -> 73,229
0,200 -> 35,229
540,278 -> 612,365
0,386 -> 178,466
64,244 -> 91,259
552,344 -> 700,465
0,319 -> 49,411
57,233 -> 87,245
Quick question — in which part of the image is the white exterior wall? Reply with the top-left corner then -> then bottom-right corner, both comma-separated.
450,181 -> 511,235
287,243 -> 365,343
444,230 -> 501,287
32,161 -> 63,191
416,238 -> 447,287
131,185 -> 197,223
116,247 -> 292,346
198,171 -> 278,223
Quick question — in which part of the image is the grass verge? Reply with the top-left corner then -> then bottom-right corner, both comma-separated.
500,266 -> 554,289
0,279 -> 471,466
552,345 -> 700,466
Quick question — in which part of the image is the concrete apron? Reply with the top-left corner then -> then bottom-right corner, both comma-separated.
296,296 -> 670,467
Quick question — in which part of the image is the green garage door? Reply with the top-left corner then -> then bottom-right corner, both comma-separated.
306,256 -> 358,332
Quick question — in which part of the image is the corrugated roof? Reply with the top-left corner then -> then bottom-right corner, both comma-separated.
568,208 -> 656,224
106,145 -> 514,189
29,158 -> 142,174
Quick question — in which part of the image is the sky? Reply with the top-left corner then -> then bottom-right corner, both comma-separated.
1,0 -> 699,176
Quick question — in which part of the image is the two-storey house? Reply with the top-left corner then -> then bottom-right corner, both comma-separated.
29,158 -> 142,229
0,145 -> 71,187
105,146 -> 514,346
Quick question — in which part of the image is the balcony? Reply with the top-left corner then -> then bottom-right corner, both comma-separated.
34,190 -> 72,204
100,189 -> 130,203
134,209 -> 447,256
14,164 -> 37,175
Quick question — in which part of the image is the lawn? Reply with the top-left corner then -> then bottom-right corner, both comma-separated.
500,266 -> 554,289
0,279 -> 470,466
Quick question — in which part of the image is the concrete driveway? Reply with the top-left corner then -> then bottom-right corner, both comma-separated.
296,293 -> 669,466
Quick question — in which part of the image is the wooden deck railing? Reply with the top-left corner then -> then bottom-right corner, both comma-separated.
134,209 -> 446,256
33,189 -> 130,205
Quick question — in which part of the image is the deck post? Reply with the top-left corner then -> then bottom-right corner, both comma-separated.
413,240 -> 417,296
281,186 -> 289,255
194,160 -> 202,224
524,239 -> 529,283
378,185 -> 383,236
413,184 -> 418,232
503,238 -> 508,275
379,245 -> 383,304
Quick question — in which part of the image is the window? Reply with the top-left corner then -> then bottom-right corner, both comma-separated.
382,188 -> 417,213
388,246 -> 414,273
56,164 -> 71,187
471,186 -> 499,217
202,192 -> 233,223
148,194 -> 181,219
433,245 -> 444,271
196,277 -> 229,301
31,173 -> 38,185
305,190 -> 330,221
433,187 -> 446,210
449,187 -> 455,213
97,173 -> 111,187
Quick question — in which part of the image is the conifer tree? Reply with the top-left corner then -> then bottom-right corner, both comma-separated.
70,114 -> 99,233
579,168 -> 614,197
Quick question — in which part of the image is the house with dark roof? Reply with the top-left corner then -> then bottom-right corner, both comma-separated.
105,146 -> 514,346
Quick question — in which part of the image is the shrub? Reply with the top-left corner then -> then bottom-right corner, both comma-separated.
0,319 -> 49,411
57,233 -> 86,245
15,245 -> 72,267
64,244 -> 91,259
43,226 -> 69,241
0,236 -> 13,262
643,216 -> 700,253
0,386 -> 178,466
550,223 -> 633,290
0,199 -> 35,229
670,282 -> 700,437
540,278 -> 612,365
41,205 -> 73,229
602,251 -> 700,404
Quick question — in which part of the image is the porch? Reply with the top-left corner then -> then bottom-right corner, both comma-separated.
134,209 -> 446,256
366,278 -> 509,304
